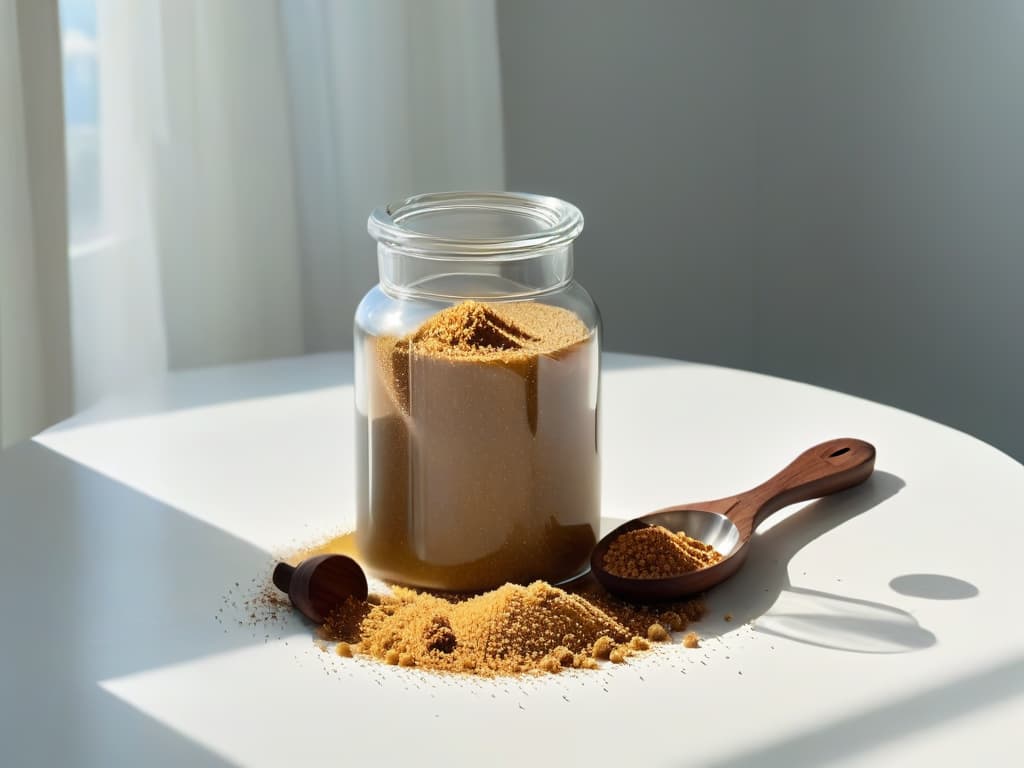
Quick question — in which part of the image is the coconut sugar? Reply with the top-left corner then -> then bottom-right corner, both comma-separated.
357,300 -> 600,592
319,578 -> 707,677
602,525 -> 724,579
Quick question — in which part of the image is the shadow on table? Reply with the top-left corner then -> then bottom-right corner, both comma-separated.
0,440 -> 298,766
44,352 -> 353,431
707,654 -> 1024,768
889,572 -> 979,600
694,471 -> 944,654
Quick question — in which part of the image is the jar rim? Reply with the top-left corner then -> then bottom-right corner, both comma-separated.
367,191 -> 583,260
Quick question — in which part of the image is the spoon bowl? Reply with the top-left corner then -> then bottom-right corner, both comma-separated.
591,512 -> 745,601
591,438 -> 876,602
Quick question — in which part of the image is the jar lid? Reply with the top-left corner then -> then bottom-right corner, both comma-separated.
367,191 -> 583,259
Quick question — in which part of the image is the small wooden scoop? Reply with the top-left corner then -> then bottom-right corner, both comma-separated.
273,554 -> 367,623
591,438 -> 876,601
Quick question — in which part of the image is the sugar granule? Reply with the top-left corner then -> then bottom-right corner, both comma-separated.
320,579 -> 707,677
602,525 -> 724,579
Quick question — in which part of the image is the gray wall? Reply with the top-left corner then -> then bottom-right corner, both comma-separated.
497,0 -> 1024,461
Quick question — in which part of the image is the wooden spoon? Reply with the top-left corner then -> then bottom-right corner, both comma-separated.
590,438 -> 876,601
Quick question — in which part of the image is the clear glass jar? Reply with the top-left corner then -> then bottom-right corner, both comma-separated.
354,192 -> 600,592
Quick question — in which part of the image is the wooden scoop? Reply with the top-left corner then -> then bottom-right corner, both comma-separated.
273,554 -> 367,623
591,438 -> 876,601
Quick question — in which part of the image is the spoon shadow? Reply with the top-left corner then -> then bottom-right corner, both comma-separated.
691,470 -> 936,653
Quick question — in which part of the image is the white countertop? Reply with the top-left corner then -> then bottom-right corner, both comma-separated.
1,352 -> 1021,767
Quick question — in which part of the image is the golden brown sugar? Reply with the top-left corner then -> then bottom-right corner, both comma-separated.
629,636 -> 651,651
662,611 -> 685,632
359,300 -> 599,592
538,656 -> 561,674
403,301 -> 590,364
591,636 -> 615,659
572,579 -> 707,638
647,623 -> 670,642
336,581 -> 630,676
602,526 -> 724,579
317,575 -> 709,677
298,533 -> 711,677
682,632 -> 700,649
551,646 -> 574,667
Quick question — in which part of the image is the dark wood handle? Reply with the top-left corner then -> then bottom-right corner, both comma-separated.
727,438 -> 876,540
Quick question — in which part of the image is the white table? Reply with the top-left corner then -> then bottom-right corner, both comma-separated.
1,352 -> 1021,767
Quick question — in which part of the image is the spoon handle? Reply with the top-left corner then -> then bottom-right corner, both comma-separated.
727,438 -> 876,540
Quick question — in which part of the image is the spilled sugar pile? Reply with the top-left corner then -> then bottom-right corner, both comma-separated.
319,579 -> 707,677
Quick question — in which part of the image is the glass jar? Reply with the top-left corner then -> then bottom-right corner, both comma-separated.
354,192 -> 600,592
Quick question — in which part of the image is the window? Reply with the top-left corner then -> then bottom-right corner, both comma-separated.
59,0 -> 103,252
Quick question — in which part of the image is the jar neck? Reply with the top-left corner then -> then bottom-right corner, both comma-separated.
368,192 -> 583,300
377,245 -> 574,300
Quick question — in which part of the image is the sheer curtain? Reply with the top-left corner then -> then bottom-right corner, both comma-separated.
0,0 -> 504,445
0,0 -> 73,448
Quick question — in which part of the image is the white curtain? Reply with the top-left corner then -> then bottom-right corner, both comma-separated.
0,0 -> 505,444
0,0 -> 73,448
